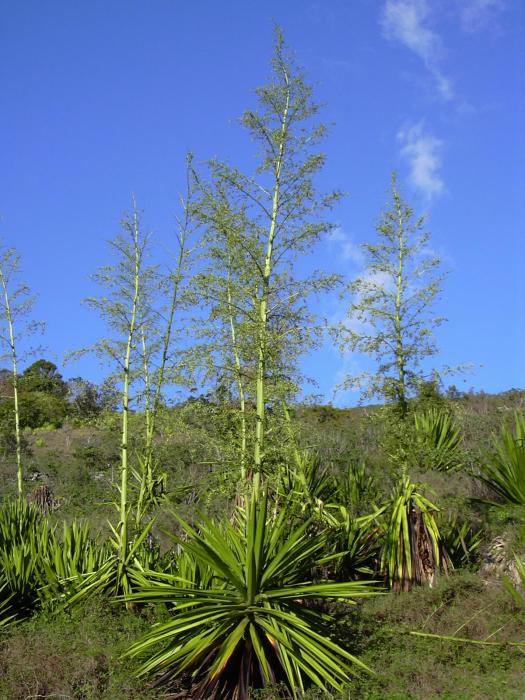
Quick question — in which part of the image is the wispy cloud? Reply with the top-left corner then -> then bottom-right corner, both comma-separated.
397,122 -> 444,199
381,0 -> 453,100
380,1 -> 508,102
327,227 -> 364,265
459,0 -> 505,33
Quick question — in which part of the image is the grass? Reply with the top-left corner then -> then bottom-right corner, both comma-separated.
253,573 -> 525,699
2,572 -> 523,699
0,597 -> 157,700
344,572 -> 525,699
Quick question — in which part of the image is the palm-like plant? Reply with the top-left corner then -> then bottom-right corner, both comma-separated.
125,492 -> 379,699
479,412 -> 525,505
380,475 -> 447,592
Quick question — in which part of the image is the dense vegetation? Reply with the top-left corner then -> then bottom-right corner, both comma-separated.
0,29 -> 523,700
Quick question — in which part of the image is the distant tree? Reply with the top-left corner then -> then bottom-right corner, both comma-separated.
66,376 -> 118,420
337,172 -> 446,418
20,359 -> 68,398
0,241 -> 43,495
5,359 -> 69,429
17,390 -> 67,429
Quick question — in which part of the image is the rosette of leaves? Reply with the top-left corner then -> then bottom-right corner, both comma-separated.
38,521 -> 113,607
479,412 -> 525,505
124,491 -> 379,699
62,513 -> 157,607
413,408 -> 464,472
319,463 -> 381,580
0,499 -> 51,621
0,500 -> 118,620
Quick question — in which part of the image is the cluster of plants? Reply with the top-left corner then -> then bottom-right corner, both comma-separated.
0,28 -> 523,699
0,397 -> 523,697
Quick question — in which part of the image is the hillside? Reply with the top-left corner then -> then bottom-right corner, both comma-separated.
0,387 -> 524,698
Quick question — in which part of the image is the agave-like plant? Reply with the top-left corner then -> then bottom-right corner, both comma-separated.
132,452 -> 168,528
125,491 -> 379,699
277,448 -> 334,517
380,475 -> 448,592
0,499 -> 52,620
39,521 -> 113,607
318,463 -> 381,580
438,514 -> 483,570
63,513 -> 157,607
336,461 -> 377,514
478,412 -> 525,505
0,499 -> 117,619
413,408 -> 463,472
0,498 -> 42,551
322,506 -> 381,581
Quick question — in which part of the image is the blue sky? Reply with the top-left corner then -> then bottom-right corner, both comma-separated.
0,0 -> 523,405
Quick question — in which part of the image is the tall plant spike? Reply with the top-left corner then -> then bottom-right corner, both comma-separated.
0,242 -> 43,497
336,172 -> 448,415
0,263 -> 22,495
193,26 -> 341,494
77,195 -> 156,576
144,156 -> 196,461
118,197 -> 142,560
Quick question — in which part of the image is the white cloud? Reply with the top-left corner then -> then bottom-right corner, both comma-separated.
356,269 -> 394,295
380,1 -> 508,101
398,122 -> 444,199
381,0 -> 453,100
327,227 -> 364,265
382,0 -> 439,60
459,0 -> 505,33
331,355 -> 365,405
